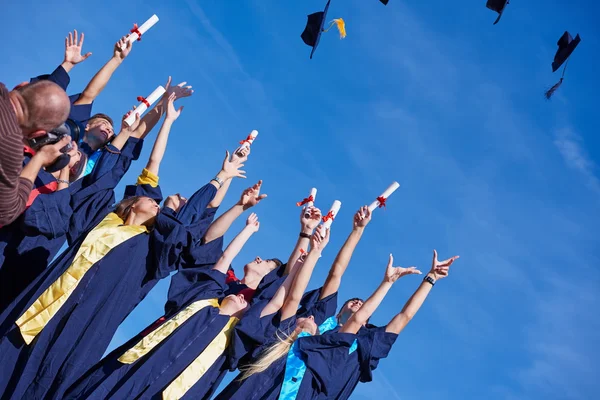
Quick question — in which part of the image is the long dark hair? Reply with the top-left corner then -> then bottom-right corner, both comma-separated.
114,196 -> 142,222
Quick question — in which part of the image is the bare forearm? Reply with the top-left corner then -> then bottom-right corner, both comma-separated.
137,102 -> 164,139
386,274 -> 433,334
213,227 -> 254,274
145,119 -> 173,175
208,177 -> 232,208
204,203 -> 244,243
60,61 -> 75,74
261,257 -> 304,317
341,281 -> 392,334
57,168 -> 69,190
285,231 -> 312,274
75,57 -> 122,104
281,249 -> 322,319
20,157 -> 44,184
320,227 -> 364,299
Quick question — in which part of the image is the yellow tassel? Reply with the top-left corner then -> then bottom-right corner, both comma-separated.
324,18 -> 346,39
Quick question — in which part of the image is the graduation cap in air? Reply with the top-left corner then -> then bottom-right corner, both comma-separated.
380,0 -> 389,4
545,31 -> 581,99
486,0 -> 509,25
301,0 -> 346,59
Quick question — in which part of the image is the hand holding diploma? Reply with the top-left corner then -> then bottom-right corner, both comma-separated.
124,86 -> 166,126
239,130 -> 258,149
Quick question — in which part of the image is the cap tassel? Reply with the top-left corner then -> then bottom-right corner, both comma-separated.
324,18 -> 346,39
544,78 -> 563,100
545,59 -> 569,100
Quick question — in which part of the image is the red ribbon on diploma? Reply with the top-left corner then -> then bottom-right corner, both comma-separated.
322,211 -> 335,222
296,195 -> 314,207
130,23 -> 142,41
376,196 -> 387,208
239,135 -> 253,146
137,96 -> 150,108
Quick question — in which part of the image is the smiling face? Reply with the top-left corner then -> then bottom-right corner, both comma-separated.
296,315 -> 318,336
243,257 -> 281,278
220,293 -> 249,317
337,298 -> 365,325
85,117 -> 114,149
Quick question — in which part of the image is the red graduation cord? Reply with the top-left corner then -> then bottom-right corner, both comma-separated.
296,195 -> 314,207
136,96 -> 150,108
130,23 -> 142,41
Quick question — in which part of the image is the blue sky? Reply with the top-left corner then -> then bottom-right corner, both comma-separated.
2,0 -> 599,399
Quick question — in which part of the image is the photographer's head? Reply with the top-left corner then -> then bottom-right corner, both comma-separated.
84,113 -> 114,150
9,80 -> 70,139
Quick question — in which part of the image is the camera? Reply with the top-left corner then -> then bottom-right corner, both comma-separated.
27,119 -> 83,173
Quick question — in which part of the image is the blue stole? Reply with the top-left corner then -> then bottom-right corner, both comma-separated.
279,316 -> 357,399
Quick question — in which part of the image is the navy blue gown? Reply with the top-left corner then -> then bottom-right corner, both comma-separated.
63,268 -> 233,400
0,175 -> 201,400
214,289 -> 339,400
0,138 -> 141,311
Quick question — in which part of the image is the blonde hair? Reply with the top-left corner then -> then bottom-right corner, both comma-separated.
239,328 -> 301,381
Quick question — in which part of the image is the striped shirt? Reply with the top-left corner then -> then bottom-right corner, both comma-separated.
0,83 -> 33,226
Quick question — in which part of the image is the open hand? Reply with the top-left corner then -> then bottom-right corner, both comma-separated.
246,212 -> 260,232
429,250 -> 459,280
221,150 -> 246,180
64,30 -> 92,65
384,254 -> 422,283
165,93 -> 184,121
239,180 -> 267,210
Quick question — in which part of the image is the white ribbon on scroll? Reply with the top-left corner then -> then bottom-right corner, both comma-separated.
322,200 -> 341,229
124,86 -> 166,127
368,182 -> 400,211
239,130 -> 258,149
128,15 -> 159,43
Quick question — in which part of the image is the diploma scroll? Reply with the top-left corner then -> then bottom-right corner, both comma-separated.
368,182 -> 400,211
322,200 -> 341,229
239,130 -> 258,149
124,86 -> 166,127
128,14 -> 159,43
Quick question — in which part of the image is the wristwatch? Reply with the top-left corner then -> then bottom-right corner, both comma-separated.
423,275 -> 436,286
211,176 -> 224,188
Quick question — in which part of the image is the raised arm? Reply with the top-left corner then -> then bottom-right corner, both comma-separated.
320,206 -> 371,300
280,226 -> 330,321
386,250 -> 459,334
203,179 -> 264,244
73,36 -> 132,106
284,206 -> 322,275
136,77 -> 193,140
212,213 -> 260,274
61,29 -> 92,74
144,93 -> 181,176
340,254 -> 422,334
260,253 -> 307,318
207,146 -> 249,209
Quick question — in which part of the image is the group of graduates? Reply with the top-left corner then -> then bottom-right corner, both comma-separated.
0,28 -> 460,400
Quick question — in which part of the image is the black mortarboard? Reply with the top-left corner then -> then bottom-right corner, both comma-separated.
545,31 -> 582,99
486,0 -> 509,25
301,0 -> 346,59
380,0 -> 389,5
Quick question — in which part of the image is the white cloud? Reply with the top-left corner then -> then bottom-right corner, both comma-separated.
554,127 -> 600,194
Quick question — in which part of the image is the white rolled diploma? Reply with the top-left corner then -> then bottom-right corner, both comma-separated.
307,188 -> 317,208
128,14 -> 160,43
322,200 -> 341,229
368,182 -> 400,211
240,130 -> 258,149
124,86 -> 166,127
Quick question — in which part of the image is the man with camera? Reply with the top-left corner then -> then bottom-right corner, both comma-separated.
0,80 -> 71,226
28,31 -> 136,178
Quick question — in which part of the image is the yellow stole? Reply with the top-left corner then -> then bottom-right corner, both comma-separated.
118,298 -> 221,364
161,316 -> 238,400
15,213 -> 148,344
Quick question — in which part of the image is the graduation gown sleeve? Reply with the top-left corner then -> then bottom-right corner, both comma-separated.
29,65 -> 70,91
19,187 -> 72,239
148,208 -> 194,280
356,326 -> 398,382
